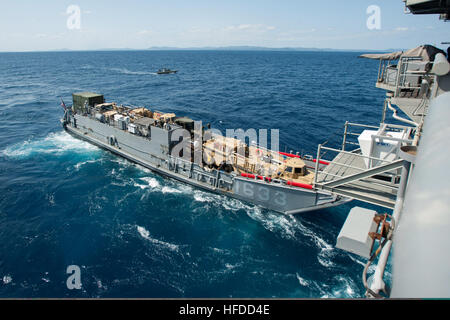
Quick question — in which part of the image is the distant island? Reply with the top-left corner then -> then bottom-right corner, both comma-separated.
1,46 -> 405,53
147,46 -> 402,53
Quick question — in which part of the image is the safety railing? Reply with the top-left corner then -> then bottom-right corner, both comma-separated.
313,143 -> 404,194
377,56 -> 435,99
341,122 -> 379,151
341,121 -> 414,152
168,154 -> 235,190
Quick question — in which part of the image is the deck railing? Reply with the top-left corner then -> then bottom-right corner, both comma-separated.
314,121 -> 413,190
377,56 -> 435,99
341,121 -> 414,152
314,144 -> 398,184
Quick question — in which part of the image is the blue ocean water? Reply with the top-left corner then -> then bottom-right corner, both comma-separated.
0,50 -> 391,298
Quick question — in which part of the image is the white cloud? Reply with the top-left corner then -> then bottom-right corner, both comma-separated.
276,28 -> 317,41
185,26 -> 213,34
137,30 -> 154,36
223,24 -> 276,32
280,28 -> 317,36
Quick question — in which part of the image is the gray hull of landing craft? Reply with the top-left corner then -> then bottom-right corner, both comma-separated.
62,114 -> 348,214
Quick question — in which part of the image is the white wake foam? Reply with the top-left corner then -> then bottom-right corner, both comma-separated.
161,186 -> 183,194
133,176 -> 192,195
245,208 -> 337,268
74,159 -> 102,170
137,226 -> 179,252
2,131 -> 99,158
330,276 -> 357,298
2,275 -> 12,284
293,219 -> 336,268
192,189 -> 256,213
246,209 -> 298,240
108,67 -> 157,76
296,273 -> 310,287
134,177 -> 160,190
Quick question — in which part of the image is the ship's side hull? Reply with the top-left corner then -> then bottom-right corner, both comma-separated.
63,114 -> 348,214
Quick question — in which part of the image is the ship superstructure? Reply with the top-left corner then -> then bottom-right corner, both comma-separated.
326,0 -> 450,298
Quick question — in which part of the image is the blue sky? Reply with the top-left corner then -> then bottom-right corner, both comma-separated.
0,0 -> 448,51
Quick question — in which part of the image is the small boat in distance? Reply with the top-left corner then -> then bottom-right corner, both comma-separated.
157,68 -> 178,74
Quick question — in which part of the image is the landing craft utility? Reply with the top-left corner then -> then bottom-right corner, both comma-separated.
61,92 -> 348,214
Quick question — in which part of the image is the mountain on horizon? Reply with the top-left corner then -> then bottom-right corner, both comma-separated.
1,46 -> 406,53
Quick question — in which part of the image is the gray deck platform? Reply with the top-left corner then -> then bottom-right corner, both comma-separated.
315,150 -> 401,209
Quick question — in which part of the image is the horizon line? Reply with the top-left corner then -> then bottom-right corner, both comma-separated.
0,45 -> 404,54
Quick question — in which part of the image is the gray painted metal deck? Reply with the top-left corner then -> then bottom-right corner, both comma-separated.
315,151 -> 399,209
